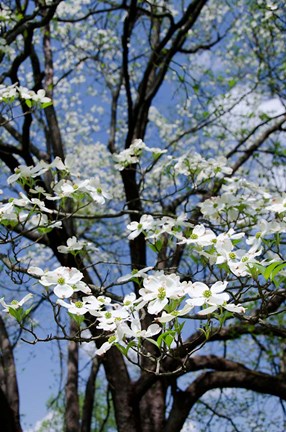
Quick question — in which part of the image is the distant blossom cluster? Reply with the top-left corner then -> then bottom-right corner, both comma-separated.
0,155 -> 110,230
0,83 -> 51,107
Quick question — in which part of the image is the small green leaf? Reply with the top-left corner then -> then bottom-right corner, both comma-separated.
41,101 -> 53,109
8,307 -> 20,320
264,261 -> 286,280
68,313 -> 85,326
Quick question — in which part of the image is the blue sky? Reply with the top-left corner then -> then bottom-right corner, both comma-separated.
17,339 -> 60,430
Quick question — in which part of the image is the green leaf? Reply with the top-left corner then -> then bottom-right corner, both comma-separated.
25,99 -> 33,108
68,313 -> 85,326
156,331 -> 176,348
41,101 -> 53,109
165,334 -> 174,348
264,261 -> 286,280
268,262 -> 286,280
114,343 -> 127,356
228,78 -> 237,88
8,307 -> 20,320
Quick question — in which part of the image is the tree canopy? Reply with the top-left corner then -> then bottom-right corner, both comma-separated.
1,1 -> 286,431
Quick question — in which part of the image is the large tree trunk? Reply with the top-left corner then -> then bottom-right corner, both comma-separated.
65,320 -> 80,432
0,387 -> 22,432
0,316 -> 22,432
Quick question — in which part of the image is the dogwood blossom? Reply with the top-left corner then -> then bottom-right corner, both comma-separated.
147,213 -> 191,240
138,272 -> 184,315
7,161 -> 50,184
94,307 -> 130,331
197,302 -> 246,315
96,327 -> 125,356
127,214 -> 155,240
186,281 -> 229,308
39,266 -> 84,298
57,298 -> 90,315
216,242 -> 262,277
17,87 -> 51,105
0,293 -> 33,312
85,178 -> 111,204
179,224 -> 216,246
0,202 -> 19,224
120,317 -> 161,339
113,139 -> 167,170
266,196 -> 286,213
155,304 -> 193,323
50,178 -> 110,204
57,236 -> 87,254
247,219 -> 286,246
13,193 -> 53,214
117,266 -> 153,283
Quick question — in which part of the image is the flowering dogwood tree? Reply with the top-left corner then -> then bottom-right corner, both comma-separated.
0,1 -> 286,431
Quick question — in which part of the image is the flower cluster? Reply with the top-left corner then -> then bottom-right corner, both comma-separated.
171,153 -> 233,184
1,151 -> 285,361
20,267 -> 245,356
113,139 -> 167,170
2,155 -> 111,232
126,214 -> 264,277
0,83 -> 52,108
127,213 -> 191,241
198,177 -> 272,223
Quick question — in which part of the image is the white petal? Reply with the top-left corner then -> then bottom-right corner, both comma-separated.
197,305 -> 218,315
54,284 -> 74,299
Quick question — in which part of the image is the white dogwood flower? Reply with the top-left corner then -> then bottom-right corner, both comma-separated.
57,298 -> 90,315
0,293 -> 33,312
39,266 -> 84,298
127,214 -> 155,240
186,281 -> 229,308
120,317 -> 161,339
57,236 -> 87,254
138,272 -> 183,315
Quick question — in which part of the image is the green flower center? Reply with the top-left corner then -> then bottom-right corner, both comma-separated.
241,256 -> 248,262
97,187 -> 102,194
158,287 -> 166,300
229,252 -> 236,260
108,335 -> 116,344
124,300 -> 131,306
190,233 -> 198,239
11,300 -> 18,305
255,232 -> 261,239
74,301 -> 83,308
203,289 -> 211,298
57,277 -> 65,285
73,184 -> 78,190
105,311 -> 112,319
137,223 -> 143,230
171,310 -> 179,317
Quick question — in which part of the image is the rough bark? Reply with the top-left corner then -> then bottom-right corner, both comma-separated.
103,347 -> 140,432
81,357 -> 100,432
65,320 -> 80,432
0,386 -> 22,432
0,316 -> 22,432
165,369 -> 286,432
